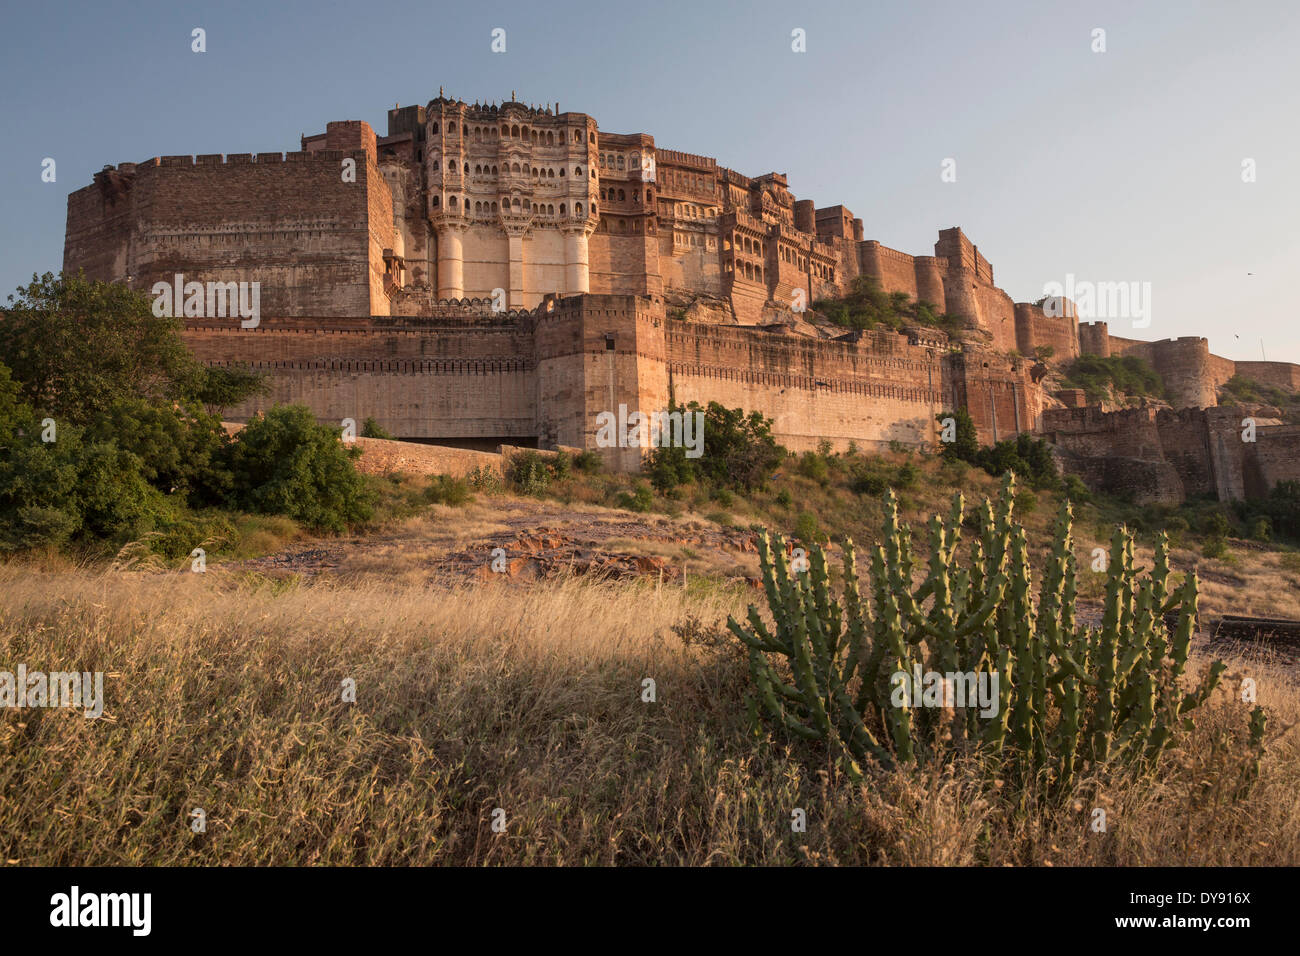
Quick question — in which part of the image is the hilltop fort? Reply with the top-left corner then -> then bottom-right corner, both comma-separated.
63,92 -> 1300,499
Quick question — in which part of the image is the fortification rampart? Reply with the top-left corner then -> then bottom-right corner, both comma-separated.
65,145 -> 389,317
1043,403 -> 1296,503
182,292 -> 1042,463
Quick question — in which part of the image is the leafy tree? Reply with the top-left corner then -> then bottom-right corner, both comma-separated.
937,408 -> 1057,485
645,400 -> 785,493
196,364 -> 269,417
220,406 -> 373,533
0,369 -> 165,551
0,271 -> 204,424
82,397 -> 231,501
936,409 -> 980,462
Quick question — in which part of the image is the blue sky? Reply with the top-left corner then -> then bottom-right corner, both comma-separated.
2,0 -> 1296,362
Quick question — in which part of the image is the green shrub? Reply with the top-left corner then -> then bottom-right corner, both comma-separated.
360,417 -> 395,440
936,408 -> 980,462
1241,480 -> 1300,541
550,451 -> 571,480
793,510 -> 822,545
508,451 -> 551,496
1063,474 -> 1091,504
466,465 -> 503,494
83,396 -> 231,502
615,482 -> 653,513
1203,535 -> 1229,559
1160,515 -> 1190,544
775,488 -> 794,508
894,462 -> 919,489
851,469 -> 888,497
0,371 -> 169,552
426,474 -> 471,507
1202,510 -> 1231,538
643,400 -> 785,493
797,451 -> 829,483
573,449 -> 603,474
220,405 -> 374,533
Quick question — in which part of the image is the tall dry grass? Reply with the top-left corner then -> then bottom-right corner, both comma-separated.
0,563 -> 1296,866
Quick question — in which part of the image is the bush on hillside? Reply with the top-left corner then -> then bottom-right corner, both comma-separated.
219,406 -> 374,533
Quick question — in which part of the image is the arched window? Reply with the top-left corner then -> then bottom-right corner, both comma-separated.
491,165 -> 498,175
618,189 -> 625,201
432,122 -> 439,134
491,201 -> 498,212
576,202 -> 583,215
559,167 -> 566,177
448,122 -> 456,133
463,163 -> 469,174
547,204 -> 554,214
599,155 -> 606,169
575,166 -> 582,176
630,153 -> 639,168
588,131 -> 595,143
432,195 -> 440,208
449,195 -> 457,209
500,125 -> 508,137
546,132 -> 554,145
548,168 -> 555,178
448,160 -> 455,171
474,128 -> 481,141
559,203 -> 566,215
616,156 -> 624,170
591,203 -> 597,216
512,197 -> 520,209
512,162 -> 520,173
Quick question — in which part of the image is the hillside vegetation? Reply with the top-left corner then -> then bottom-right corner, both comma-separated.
813,275 -> 965,338
1058,354 -> 1166,405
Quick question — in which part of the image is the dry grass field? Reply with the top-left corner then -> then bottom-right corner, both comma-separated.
1,520 -> 1297,865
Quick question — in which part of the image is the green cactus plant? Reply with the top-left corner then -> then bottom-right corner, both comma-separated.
728,473 -> 1266,792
